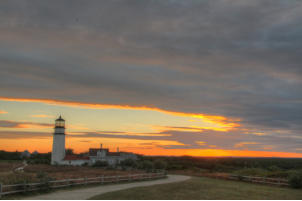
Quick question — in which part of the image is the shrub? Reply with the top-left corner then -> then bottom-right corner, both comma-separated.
93,161 -> 108,167
233,168 -> 269,177
138,160 -> 154,171
289,172 -> 302,189
120,159 -> 137,168
167,164 -> 184,170
154,160 -> 167,170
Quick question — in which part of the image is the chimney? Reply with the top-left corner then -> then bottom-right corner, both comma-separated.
117,147 -> 119,152
100,144 -> 103,149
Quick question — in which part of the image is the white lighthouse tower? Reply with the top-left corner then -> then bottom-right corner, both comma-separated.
51,116 -> 66,165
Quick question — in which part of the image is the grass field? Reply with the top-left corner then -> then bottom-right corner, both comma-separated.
0,161 -> 142,185
90,177 -> 302,200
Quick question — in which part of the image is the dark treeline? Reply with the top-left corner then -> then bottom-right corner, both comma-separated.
144,156 -> 302,172
0,150 -> 22,160
0,150 -> 51,164
141,156 -> 302,188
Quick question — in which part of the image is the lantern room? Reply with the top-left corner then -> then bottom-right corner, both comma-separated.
55,115 -> 65,128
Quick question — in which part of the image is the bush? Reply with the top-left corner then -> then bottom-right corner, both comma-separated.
154,160 -> 167,170
167,164 -> 184,170
93,161 -> 108,167
289,172 -> 302,189
138,160 -> 154,171
120,159 -> 137,168
233,168 -> 269,177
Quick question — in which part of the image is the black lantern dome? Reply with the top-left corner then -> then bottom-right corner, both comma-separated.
55,115 -> 65,128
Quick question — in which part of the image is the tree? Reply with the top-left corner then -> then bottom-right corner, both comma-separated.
121,158 -> 137,168
154,159 -> 167,170
141,160 -> 154,171
289,172 -> 302,189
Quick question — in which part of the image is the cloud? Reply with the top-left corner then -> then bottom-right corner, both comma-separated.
0,120 -> 52,129
0,96 -> 239,131
234,142 -> 259,148
0,110 -> 8,114
0,0 -> 302,154
0,125 -> 302,154
30,114 -> 54,118
0,130 -> 51,139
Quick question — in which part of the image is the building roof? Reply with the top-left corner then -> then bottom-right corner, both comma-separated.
56,115 -> 65,121
89,148 -> 109,156
64,155 -> 89,161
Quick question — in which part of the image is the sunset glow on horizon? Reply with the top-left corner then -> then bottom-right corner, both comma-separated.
1,0 -> 302,158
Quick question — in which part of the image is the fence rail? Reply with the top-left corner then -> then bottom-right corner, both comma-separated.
228,175 -> 289,186
0,172 -> 166,197
205,174 -> 289,187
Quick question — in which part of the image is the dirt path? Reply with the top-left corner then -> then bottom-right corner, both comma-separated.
14,160 -> 27,172
24,175 -> 190,200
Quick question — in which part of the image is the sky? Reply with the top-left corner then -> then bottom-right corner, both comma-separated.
0,0 -> 302,157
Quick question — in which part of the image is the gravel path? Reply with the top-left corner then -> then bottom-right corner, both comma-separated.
23,175 -> 190,200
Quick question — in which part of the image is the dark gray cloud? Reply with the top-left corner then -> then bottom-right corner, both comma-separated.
0,0 -> 302,152
0,131 -> 51,139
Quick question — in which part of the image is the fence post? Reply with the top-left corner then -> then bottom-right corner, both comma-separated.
116,175 -> 119,183
23,182 -> 26,193
128,174 -> 131,182
68,179 -> 72,187
84,177 -> 87,185
0,183 -> 2,198
101,175 -> 104,184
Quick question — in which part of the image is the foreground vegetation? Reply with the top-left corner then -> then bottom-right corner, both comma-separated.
90,177 -> 302,200
1,150 -> 302,188
0,161 -> 142,185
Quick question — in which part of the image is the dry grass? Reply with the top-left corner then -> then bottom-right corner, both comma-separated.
168,169 -> 230,179
0,161 -> 143,185
0,161 -> 23,172
24,164 -> 142,180
90,177 -> 302,200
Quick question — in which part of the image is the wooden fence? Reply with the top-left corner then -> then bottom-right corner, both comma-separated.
228,175 -> 289,186
205,174 -> 289,187
0,172 -> 166,197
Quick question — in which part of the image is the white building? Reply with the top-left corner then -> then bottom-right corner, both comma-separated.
51,116 -> 137,166
51,116 -> 66,165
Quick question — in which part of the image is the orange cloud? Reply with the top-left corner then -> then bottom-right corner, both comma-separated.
0,120 -> 52,129
196,141 -> 207,146
30,114 -> 54,118
234,142 -> 259,148
0,110 -> 8,114
0,96 -> 240,131
15,123 -> 52,129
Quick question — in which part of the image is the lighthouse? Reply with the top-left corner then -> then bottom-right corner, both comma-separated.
51,116 -> 66,165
